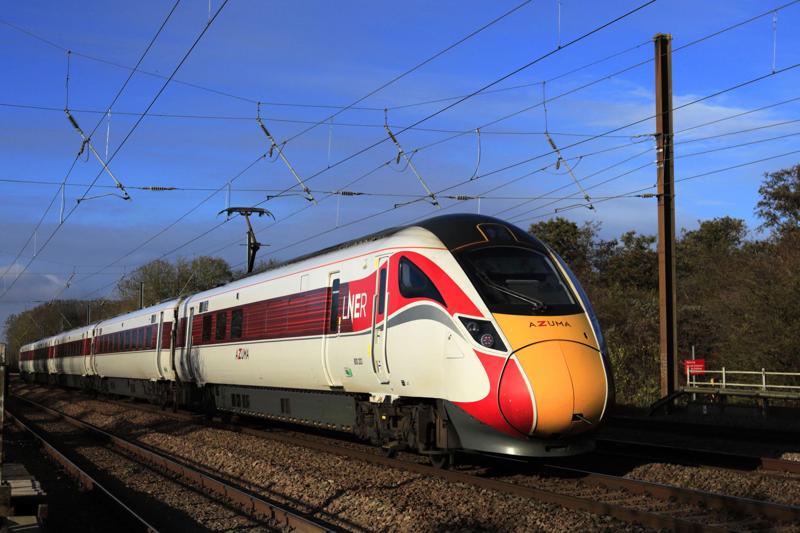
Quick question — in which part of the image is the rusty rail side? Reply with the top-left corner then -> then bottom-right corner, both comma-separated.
541,463 -> 800,523
219,425 -> 723,532
11,396 -> 333,533
19,388 -> 790,532
5,410 -> 159,532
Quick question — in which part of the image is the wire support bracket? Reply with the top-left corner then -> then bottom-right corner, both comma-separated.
545,132 -> 594,210
65,110 -> 131,202
384,110 -> 439,208
256,103 -> 316,203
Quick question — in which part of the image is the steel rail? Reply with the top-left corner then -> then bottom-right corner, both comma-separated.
596,438 -> 800,475
4,410 -> 160,533
11,390 -> 707,531
207,422 -> 732,531
540,461 -> 800,524
17,386 -> 798,531
225,424 -> 800,530
10,395 -> 335,533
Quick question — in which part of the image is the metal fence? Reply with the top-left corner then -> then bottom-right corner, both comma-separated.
686,367 -> 800,396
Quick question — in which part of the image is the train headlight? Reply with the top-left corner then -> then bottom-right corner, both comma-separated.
480,333 -> 495,348
459,317 -> 506,352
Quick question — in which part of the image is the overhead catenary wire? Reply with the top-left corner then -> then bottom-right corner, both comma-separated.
455,59 -> 800,190
66,2 -> 657,298
244,145 -> 800,270
61,74 -> 800,301
0,0 -> 229,302
362,0 -> 800,159
506,133 -> 800,223
493,126 -> 800,221
103,70 -> 800,284
39,2 -> 794,304
276,0 -> 536,145
0,101 -> 654,137
4,0 -> 797,118
0,0 -> 182,299
514,147 -> 800,224
246,119 -> 799,267
231,0 -> 656,226
73,115 -> 800,302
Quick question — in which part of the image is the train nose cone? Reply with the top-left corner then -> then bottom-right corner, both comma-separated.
499,340 -> 606,436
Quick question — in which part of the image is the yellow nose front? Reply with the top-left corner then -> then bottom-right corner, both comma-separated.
494,313 -> 608,436
512,340 -> 606,435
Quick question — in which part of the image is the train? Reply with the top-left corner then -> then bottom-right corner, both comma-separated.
19,214 -> 613,466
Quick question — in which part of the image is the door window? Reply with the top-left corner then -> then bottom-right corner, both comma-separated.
377,269 -> 387,315
329,279 -> 340,332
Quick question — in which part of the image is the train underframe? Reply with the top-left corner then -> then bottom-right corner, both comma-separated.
21,372 -> 593,465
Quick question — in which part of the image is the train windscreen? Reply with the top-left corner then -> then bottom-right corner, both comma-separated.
457,246 -> 582,315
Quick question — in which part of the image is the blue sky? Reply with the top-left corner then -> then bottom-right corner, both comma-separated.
2,0 -> 800,338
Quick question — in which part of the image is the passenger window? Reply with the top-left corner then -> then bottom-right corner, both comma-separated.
231,309 -> 243,339
202,315 -> 212,342
377,269 -> 387,315
329,279 -> 340,332
215,311 -> 227,340
398,257 -> 446,306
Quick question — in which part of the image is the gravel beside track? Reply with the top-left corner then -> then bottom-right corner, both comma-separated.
9,397 -> 264,532
15,382 -> 800,531
2,418 -> 143,532
13,384 -> 627,532
624,462 -> 800,507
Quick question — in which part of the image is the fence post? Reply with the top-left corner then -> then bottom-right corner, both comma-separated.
762,368 -> 767,390
722,366 -> 726,389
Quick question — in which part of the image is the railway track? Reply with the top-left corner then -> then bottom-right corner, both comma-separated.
217,422 -> 800,531
7,394 -> 337,533
13,389 -> 800,532
5,410 -> 160,532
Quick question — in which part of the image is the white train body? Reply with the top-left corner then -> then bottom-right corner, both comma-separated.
20,214 -> 613,458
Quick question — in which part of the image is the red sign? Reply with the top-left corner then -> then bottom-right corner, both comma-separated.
683,359 -> 706,376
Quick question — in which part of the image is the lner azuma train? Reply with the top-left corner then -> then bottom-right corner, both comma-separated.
20,214 -> 613,465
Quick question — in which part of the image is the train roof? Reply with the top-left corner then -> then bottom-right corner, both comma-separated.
273,213 -> 547,270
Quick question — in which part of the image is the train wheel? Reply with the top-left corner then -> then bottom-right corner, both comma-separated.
381,446 -> 398,459
429,452 -> 453,469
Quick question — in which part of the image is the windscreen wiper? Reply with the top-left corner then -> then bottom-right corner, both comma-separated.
478,272 -> 546,312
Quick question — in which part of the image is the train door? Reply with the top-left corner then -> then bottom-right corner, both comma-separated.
371,257 -> 390,384
84,331 -> 93,376
322,272 -> 341,387
182,305 -> 198,382
156,311 -> 166,379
